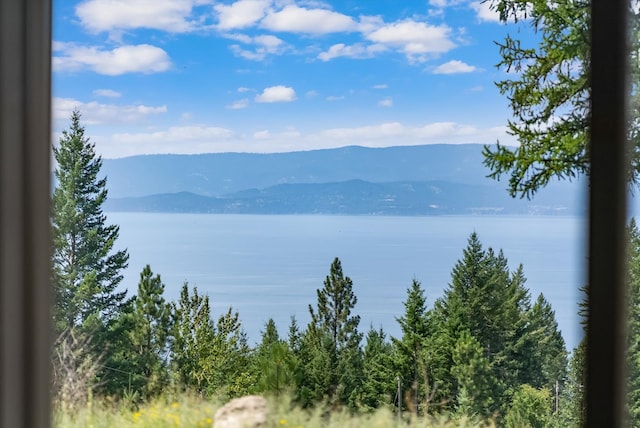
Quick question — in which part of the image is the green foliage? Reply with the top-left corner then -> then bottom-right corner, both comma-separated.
503,384 -> 553,428
628,219 -> 640,424
557,341 -> 585,427
299,257 -> 363,408
451,330 -> 496,418
169,283 -> 254,398
520,294 -> 567,392
124,265 -> 172,398
360,327 -> 395,411
483,0 -> 591,198
52,109 -> 129,334
255,319 -> 298,396
484,0 -> 640,198
392,279 -> 431,413
51,110 -> 130,403
428,233 -> 563,418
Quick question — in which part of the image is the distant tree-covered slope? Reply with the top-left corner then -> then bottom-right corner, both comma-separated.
104,179 -> 584,215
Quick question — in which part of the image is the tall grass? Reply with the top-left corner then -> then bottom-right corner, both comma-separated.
53,393 -> 493,428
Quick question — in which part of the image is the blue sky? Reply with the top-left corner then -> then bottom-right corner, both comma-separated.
52,0 -> 532,158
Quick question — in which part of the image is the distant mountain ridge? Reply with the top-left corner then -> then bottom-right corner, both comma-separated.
102,144 -> 494,198
101,144 -> 587,215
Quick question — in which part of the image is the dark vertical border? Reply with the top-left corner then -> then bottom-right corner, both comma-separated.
0,0 -> 52,426
588,0 -> 628,425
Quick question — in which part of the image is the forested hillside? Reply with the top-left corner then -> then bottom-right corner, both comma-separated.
101,145 -> 586,215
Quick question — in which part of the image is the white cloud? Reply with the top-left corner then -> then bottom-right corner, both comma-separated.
113,126 -> 234,144
320,122 -> 405,140
261,5 -> 357,34
314,121 -> 514,147
53,97 -> 167,126
318,43 -> 386,61
366,20 -> 455,62
378,98 -> 393,107
227,33 -> 287,60
326,95 -> 344,101
372,84 -> 388,89
215,0 -> 270,30
357,15 -> 385,34
305,90 -> 319,98
253,127 -> 301,140
53,44 -> 171,75
226,98 -> 250,109
238,87 -> 252,93
470,1 -> 501,22
432,60 -> 477,74
430,0 -> 468,8
75,120 -> 516,157
93,89 -> 122,98
255,85 -> 297,103
75,0 -> 208,33
105,126 -> 236,157
255,34 -> 283,48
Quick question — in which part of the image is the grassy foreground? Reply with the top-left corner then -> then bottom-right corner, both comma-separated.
53,394 -> 493,428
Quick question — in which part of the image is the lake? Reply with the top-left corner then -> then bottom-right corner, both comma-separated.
108,213 -> 587,350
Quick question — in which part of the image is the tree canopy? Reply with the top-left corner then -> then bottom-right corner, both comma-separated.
483,0 -> 640,198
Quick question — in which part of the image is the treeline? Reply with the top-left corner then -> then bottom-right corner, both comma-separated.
50,112 -> 640,426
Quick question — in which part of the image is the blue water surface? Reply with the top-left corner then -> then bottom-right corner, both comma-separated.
108,213 -> 586,350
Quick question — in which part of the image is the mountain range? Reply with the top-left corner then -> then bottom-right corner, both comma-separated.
101,144 -> 587,215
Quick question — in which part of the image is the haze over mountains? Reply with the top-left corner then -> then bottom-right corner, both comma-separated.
102,144 -> 586,215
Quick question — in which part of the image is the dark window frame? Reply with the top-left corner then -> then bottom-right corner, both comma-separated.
0,0 -> 629,425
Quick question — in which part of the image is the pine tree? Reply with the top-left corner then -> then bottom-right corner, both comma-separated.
522,293 -> 567,392
451,330 -> 496,417
558,341 -> 586,427
429,233 -> 535,415
301,257 -> 363,408
126,265 -> 172,397
255,319 -> 297,396
360,327 -> 395,410
483,0 -> 640,197
98,265 -> 172,399
392,279 -> 430,413
52,109 -> 128,335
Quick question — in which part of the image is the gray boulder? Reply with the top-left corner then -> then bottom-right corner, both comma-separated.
214,395 -> 268,428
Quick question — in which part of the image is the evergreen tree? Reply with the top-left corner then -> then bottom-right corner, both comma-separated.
392,279 -> 430,413
483,0 -> 640,197
255,319 -> 297,396
213,307 -> 255,398
52,109 -> 129,335
451,330 -> 496,417
558,341 -> 586,427
170,284 -> 254,398
301,257 -> 363,408
429,233 -> 534,415
360,327 -> 395,410
98,265 -> 172,399
522,293 -> 567,392
170,283 -> 216,393
296,327 -> 333,407
288,316 -> 302,355
125,265 -> 172,398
